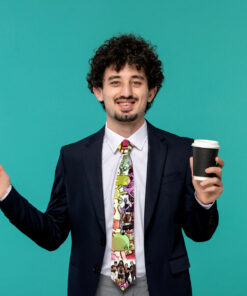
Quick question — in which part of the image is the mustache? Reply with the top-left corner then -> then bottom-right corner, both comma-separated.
114,96 -> 138,103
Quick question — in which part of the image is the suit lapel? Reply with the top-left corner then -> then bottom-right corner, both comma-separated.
82,121 -> 168,235
144,121 -> 168,233
83,125 -> 106,235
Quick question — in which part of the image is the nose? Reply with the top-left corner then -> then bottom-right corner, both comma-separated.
120,83 -> 133,97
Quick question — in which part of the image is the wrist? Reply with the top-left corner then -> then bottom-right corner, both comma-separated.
195,192 -> 214,206
0,184 -> 11,200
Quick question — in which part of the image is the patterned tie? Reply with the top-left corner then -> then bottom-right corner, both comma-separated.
111,139 -> 136,291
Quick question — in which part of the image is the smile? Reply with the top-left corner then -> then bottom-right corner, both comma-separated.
116,100 -> 136,110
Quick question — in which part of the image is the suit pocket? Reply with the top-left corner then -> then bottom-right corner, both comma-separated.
162,172 -> 183,184
169,255 -> 190,275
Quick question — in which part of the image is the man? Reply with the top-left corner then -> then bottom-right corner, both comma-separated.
0,34 -> 224,296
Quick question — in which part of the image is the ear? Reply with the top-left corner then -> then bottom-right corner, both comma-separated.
147,86 -> 158,103
93,87 -> 104,102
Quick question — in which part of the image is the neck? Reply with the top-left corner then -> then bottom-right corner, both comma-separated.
106,117 -> 145,138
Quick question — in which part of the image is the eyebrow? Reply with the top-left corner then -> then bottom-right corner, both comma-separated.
108,75 -> 121,81
107,75 -> 145,81
131,75 -> 145,80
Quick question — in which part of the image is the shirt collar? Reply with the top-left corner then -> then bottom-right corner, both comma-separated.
104,120 -> 148,154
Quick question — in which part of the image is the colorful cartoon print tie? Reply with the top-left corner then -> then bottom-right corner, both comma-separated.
111,139 -> 136,291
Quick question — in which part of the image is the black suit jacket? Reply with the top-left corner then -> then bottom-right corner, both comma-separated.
0,121 -> 218,296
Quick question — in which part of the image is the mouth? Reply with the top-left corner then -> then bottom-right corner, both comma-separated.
116,99 -> 136,111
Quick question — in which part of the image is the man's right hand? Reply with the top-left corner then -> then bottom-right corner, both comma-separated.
0,164 -> 11,199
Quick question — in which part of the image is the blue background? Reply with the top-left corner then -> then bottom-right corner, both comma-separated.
0,0 -> 246,295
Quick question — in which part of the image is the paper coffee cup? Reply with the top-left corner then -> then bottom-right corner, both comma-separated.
191,139 -> 220,180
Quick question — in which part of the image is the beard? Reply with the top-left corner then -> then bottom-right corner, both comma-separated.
113,96 -> 140,122
114,112 -> 138,122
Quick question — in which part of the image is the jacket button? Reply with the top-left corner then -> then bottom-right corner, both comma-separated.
100,239 -> 106,246
93,265 -> 100,274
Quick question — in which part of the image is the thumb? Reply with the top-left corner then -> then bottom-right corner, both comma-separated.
0,164 -> 7,175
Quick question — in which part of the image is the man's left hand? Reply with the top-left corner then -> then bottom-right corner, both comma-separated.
189,156 -> 224,205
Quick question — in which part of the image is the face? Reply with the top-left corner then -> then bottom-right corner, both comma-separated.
93,63 -> 157,126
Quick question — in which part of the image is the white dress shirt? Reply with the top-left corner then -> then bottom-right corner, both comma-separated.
1,184 -> 12,200
0,120 -> 213,278
100,120 -> 149,277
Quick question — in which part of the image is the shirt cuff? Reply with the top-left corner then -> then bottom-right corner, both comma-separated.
0,185 -> 12,201
194,191 -> 214,210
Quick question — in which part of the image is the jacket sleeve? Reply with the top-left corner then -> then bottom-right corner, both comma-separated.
181,150 -> 219,242
0,148 -> 70,251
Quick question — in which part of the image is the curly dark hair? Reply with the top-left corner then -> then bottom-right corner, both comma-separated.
87,34 -> 164,112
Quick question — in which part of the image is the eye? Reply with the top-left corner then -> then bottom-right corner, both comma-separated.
132,81 -> 142,85
111,81 -> 120,86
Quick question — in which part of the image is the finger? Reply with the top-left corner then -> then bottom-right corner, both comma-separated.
202,185 -> 222,193
200,178 -> 223,187
205,167 -> 222,179
216,157 -> 224,168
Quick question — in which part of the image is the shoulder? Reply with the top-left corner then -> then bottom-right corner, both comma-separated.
147,120 -> 194,149
60,125 -> 105,156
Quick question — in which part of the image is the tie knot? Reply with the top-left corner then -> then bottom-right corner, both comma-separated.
118,139 -> 133,154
